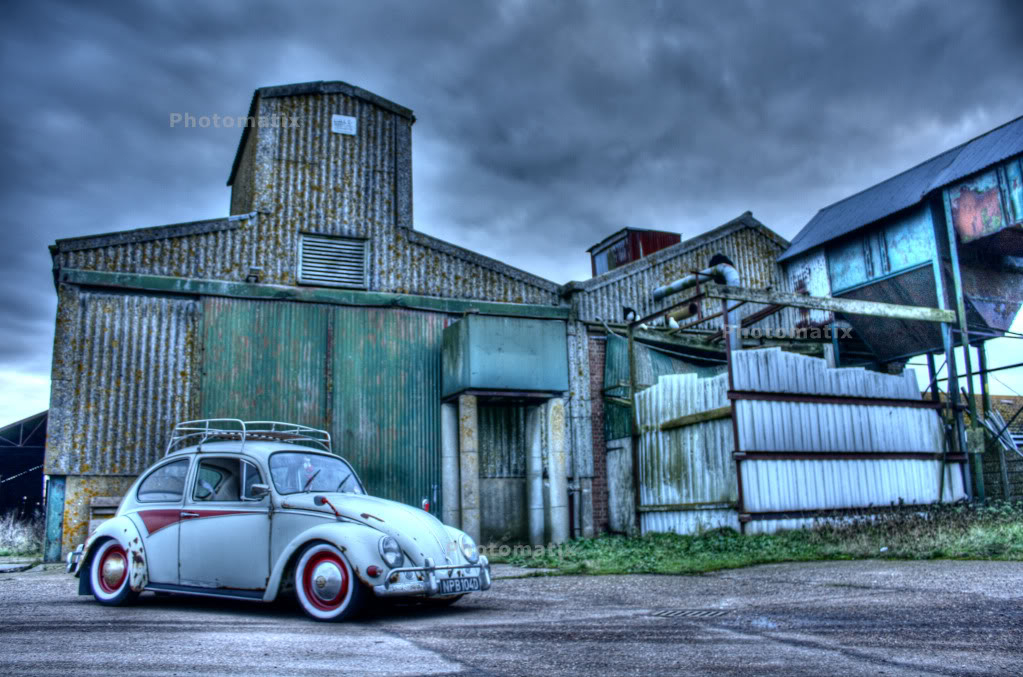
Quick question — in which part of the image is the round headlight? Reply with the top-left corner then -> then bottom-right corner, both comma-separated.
378,536 -> 404,569
459,533 -> 479,563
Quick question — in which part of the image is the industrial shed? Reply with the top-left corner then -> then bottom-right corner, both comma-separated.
1,411 -> 46,519
777,113 -> 1023,502
42,79 -> 798,559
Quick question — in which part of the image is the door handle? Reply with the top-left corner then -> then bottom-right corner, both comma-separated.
181,511 -> 200,518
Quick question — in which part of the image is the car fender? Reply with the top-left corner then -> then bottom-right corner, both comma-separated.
75,516 -> 149,595
265,521 -> 385,601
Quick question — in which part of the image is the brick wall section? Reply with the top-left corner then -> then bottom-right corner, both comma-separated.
589,332 -> 609,533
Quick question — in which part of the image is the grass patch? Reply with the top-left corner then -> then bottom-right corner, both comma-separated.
492,501 -> 1023,575
0,511 -> 44,557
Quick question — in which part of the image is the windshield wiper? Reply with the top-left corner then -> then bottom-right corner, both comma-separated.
303,468 -> 321,492
336,474 -> 352,493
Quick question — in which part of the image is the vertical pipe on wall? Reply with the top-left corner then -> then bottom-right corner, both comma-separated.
440,403 -> 460,527
627,323 -> 641,535
525,404 -> 544,546
546,398 -> 570,544
457,394 -> 480,543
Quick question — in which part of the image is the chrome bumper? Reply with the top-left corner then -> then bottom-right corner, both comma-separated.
66,544 -> 84,574
372,555 -> 491,597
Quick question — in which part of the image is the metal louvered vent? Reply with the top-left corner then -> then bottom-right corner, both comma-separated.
298,234 -> 368,288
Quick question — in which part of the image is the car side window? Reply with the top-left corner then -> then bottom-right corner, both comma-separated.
193,458 -> 240,502
240,460 -> 265,501
137,459 -> 189,503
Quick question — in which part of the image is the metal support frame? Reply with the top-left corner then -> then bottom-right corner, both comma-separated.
622,267 -> 977,536
943,190 -> 983,502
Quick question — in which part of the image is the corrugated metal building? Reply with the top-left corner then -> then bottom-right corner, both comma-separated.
777,114 -> 1023,502
43,80 -> 793,558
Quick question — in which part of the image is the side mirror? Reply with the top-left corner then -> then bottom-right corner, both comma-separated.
313,495 -> 327,506
248,483 -> 271,499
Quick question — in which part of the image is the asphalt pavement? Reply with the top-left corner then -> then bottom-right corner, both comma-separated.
1,560 -> 1021,676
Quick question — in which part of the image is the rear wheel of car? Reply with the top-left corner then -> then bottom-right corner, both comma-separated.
294,543 -> 367,621
89,539 -> 139,606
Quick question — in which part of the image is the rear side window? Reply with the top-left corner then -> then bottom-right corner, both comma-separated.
137,459 -> 189,503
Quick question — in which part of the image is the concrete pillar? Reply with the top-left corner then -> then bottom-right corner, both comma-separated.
525,405 -> 545,547
440,403 -> 460,527
545,398 -> 570,544
457,394 -> 480,543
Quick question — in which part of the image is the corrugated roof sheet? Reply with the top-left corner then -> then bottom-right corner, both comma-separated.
779,114 -> 1023,262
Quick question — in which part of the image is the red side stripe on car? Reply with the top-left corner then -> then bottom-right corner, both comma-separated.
139,509 -> 252,535
139,510 -> 182,535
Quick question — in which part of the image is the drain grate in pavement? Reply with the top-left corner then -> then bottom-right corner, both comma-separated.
651,609 -> 730,618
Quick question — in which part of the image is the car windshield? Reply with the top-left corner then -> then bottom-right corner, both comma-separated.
268,452 -> 365,496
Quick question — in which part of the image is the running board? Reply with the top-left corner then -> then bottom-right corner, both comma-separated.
146,583 -> 265,601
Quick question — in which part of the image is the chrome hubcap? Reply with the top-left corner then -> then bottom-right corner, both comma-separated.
102,552 -> 126,590
310,561 -> 342,601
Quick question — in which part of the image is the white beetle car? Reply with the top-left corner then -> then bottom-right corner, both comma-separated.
67,420 -> 491,621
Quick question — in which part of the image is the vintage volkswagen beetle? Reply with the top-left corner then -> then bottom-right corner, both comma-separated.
67,419 -> 490,621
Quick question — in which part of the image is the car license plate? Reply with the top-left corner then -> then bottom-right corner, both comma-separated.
439,576 -> 481,595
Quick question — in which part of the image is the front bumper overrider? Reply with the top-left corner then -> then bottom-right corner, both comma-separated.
372,555 -> 491,597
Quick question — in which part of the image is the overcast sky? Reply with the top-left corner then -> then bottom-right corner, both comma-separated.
2,0 -> 1022,423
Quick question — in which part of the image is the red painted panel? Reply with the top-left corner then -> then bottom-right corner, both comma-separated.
139,509 -> 182,536
139,509 -> 252,535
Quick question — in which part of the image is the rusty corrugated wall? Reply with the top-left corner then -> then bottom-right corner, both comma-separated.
45,289 -> 201,476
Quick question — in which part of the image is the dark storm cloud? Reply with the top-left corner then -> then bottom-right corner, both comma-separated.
1,0 -> 1021,414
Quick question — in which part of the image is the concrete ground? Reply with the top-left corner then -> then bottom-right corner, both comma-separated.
1,560 -> 1021,676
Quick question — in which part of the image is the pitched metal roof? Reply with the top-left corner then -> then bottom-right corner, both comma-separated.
779,114 -> 1023,262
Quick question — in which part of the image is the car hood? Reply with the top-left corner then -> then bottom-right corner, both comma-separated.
281,492 -> 461,566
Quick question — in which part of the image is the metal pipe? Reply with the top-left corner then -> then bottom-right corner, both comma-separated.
651,262 -> 737,302
930,360 -> 1023,383
525,404 -> 544,547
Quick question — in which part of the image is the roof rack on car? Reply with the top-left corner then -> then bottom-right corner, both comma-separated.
165,419 -> 332,455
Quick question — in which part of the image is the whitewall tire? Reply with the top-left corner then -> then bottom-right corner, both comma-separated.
90,539 -> 139,606
294,543 -> 367,621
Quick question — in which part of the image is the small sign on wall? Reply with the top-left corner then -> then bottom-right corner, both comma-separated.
331,114 -> 358,136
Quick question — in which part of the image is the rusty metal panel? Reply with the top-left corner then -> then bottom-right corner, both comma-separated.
948,169 -> 1006,243
45,291 -> 200,476
332,307 -> 448,508
478,404 -> 528,479
1006,157 -> 1023,223
782,247 -> 832,329
634,372 -> 740,534
200,297 -> 330,425
479,477 -> 527,543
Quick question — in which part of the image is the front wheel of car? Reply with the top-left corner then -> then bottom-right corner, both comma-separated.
294,543 -> 367,621
89,539 -> 139,606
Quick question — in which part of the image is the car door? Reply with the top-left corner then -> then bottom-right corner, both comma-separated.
131,458 -> 191,585
177,456 -> 271,591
